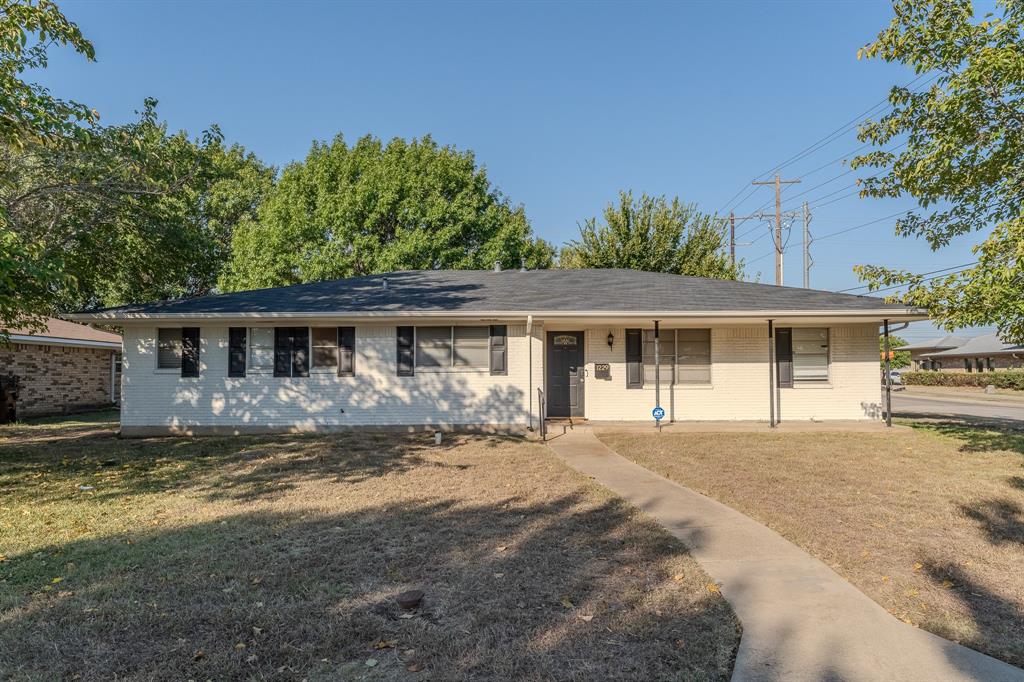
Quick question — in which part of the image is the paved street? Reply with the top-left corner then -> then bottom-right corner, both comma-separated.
891,391 -> 1023,425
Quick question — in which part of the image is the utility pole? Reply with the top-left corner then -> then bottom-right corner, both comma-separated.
802,201 -> 813,289
752,174 -> 800,286
729,212 -> 736,268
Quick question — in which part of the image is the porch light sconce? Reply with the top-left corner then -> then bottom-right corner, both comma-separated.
607,331 -> 614,349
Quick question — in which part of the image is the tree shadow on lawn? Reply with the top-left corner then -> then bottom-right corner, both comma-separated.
907,419 -> 1024,452
920,560 -> 1024,671
0,497 -> 738,681
0,425 -> 489,505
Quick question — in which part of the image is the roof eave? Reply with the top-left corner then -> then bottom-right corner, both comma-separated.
64,308 -> 929,323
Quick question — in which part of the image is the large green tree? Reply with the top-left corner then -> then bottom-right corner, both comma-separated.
2,100 -> 274,309
219,134 -> 554,291
560,191 -> 742,279
852,0 -> 1024,342
0,0 -> 94,334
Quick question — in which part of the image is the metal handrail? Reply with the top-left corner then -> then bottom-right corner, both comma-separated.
537,388 -> 546,441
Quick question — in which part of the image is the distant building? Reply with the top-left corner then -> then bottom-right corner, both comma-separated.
1,318 -> 122,422
900,334 -> 968,371
919,333 -> 1024,373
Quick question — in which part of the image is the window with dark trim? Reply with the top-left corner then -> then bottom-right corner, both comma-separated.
157,328 -> 183,369
274,327 -> 309,378
338,327 -> 355,377
228,327 -> 247,377
489,325 -> 507,375
249,328 -> 274,372
311,327 -> 339,370
397,326 -> 414,376
415,326 -> 490,369
157,328 -> 200,377
181,328 -> 200,378
791,328 -> 829,383
628,328 -> 711,387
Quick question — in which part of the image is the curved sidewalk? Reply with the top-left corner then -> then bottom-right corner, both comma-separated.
547,427 -> 1024,682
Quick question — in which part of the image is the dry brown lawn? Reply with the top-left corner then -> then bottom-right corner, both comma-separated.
0,412 -> 738,681
599,422 -> 1024,669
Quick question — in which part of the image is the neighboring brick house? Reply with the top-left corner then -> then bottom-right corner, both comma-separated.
919,333 -> 1024,373
900,334 -> 968,371
0,318 -> 122,421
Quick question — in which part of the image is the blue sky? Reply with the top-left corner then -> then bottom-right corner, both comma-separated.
40,0 -> 989,341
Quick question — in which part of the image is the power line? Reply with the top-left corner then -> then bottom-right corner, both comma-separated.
837,261 -> 979,293
806,188 -> 861,210
846,263 -> 979,296
717,73 -> 937,217
814,209 -> 915,241
748,73 -> 934,183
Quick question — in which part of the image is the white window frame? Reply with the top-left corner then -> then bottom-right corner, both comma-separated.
155,328 -> 183,373
791,327 -> 831,386
413,325 -> 490,372
640,328 -> 713,388
310,326 -> 339,374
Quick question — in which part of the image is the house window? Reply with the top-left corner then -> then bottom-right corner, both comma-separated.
311,327 -> 338,370
414,326 -> 489,369
677,329 -> 712,384
791,328 -> 829,382
642,330 -> 675,384
964,359 -> 972,373
454,326 -> 489,367
637,329 -> 712,386
415,327 -> 451,367
987,357 -> 994,372
157,328 -> 182,369
249,327 -> 275,371
274,327 -> 309,378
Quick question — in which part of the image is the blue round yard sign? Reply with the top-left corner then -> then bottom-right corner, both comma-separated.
652,406 -> 665,421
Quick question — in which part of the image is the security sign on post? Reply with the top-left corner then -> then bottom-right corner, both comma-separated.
652,406 -> 665,421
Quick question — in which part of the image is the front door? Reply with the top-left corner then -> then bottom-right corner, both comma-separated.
546,331 -> 585,417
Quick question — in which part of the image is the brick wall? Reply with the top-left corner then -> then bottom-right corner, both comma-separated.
120,321 -> 883,434
0,343 -> 117,417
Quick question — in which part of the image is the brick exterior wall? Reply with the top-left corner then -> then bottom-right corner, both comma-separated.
119,321 -> 883,435
0,343 -> 118,418
913,351 -> 1024,372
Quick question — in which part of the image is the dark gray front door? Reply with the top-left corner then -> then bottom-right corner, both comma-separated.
546,331 -> 585,417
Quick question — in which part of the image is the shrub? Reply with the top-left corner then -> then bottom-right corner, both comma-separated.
903,370 -> 1024,391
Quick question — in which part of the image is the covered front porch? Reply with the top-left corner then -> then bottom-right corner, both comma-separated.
525,313 -> 910,433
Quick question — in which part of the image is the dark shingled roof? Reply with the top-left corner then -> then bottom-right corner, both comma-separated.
77,269 -> 917,317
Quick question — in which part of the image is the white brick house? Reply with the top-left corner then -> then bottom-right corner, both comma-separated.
67,269 -> 927,436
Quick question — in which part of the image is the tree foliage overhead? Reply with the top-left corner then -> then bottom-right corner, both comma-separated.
2,99 -> 274,310
1,0 -> 95,335
559,191 -> 742,280
219,134 -> 554,291
0,0 -> 96,149
852,0 -> 1024,342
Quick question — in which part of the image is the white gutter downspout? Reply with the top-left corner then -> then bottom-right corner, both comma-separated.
527,315 -> 534,432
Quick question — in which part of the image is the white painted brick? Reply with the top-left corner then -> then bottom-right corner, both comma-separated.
121,322 -> 883,429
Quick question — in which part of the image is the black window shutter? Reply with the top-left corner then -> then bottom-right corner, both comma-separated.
776,328 -> 793,388
181,327 -> 200,378
228,327 -> 247,377
626,328 -> 643,389
396,326 -> 414,376
338,327 -> 355,377
273,327 -> 292,377
292,327 -> 309,377
489,325 -> 507,376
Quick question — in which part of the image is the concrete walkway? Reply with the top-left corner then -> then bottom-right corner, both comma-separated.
547,427 -> 1024,682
